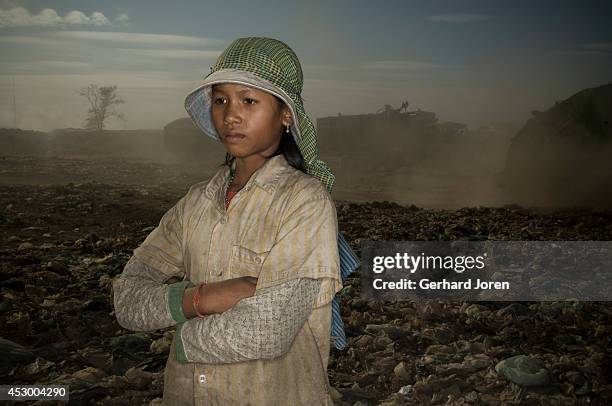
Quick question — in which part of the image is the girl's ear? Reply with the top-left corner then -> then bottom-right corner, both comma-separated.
283,105 -> 294,125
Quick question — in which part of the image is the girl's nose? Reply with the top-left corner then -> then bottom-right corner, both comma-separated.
223,101 -> 242,126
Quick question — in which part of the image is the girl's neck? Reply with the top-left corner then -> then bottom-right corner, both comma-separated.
231,156 -> 268,187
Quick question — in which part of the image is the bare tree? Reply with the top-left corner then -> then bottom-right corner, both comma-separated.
79,84 -> 125,131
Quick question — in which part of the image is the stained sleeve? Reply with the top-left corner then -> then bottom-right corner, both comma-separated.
256,191 -> 342,307
113,256 -> 194,331
174,278 -> 321,364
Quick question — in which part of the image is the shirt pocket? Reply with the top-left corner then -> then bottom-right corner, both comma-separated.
229,245 -> 269,278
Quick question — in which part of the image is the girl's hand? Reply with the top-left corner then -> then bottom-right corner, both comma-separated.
164,276 -> 181,284
182,276 -> 257,318
201,276 -> 257,314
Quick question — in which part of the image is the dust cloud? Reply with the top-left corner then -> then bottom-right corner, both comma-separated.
1,83 -> 611,210
317,110 -> 516,209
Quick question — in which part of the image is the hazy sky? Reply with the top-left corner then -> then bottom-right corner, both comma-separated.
1,0 -> 611,131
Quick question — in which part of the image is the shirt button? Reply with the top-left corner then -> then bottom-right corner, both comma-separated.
199,374 -> 207,384
254,257 -> 262,264
220,217 -> 227,224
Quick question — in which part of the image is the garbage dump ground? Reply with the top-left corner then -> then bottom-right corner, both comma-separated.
1,156 -> 610,405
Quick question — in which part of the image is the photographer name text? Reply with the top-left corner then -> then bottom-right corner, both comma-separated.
373,278 -> 510,290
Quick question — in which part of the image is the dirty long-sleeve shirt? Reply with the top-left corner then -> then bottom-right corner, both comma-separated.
113,256 -> 321,363
115,155 -> 341,405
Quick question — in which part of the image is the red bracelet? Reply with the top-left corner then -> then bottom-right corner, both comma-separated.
192,283 -> 207,318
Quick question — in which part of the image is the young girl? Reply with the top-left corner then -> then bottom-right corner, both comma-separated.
113,37 -> 358,405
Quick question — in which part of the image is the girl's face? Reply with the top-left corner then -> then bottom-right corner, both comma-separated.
211,83 -> 291,166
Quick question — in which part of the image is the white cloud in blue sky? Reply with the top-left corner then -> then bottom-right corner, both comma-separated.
0,6 -> 114,27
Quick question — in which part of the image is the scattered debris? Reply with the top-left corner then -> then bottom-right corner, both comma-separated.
1,157 -> 610,404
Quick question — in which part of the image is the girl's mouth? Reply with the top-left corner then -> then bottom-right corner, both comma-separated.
224,133 -> 246,144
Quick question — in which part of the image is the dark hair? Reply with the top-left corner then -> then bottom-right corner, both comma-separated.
222,97 -> 306,174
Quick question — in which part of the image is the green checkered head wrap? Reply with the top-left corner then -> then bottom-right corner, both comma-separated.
184,37 -> 335,192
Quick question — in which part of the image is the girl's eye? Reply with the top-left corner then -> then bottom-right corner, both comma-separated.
213,97 -> 226,105
244,98 -> 257,105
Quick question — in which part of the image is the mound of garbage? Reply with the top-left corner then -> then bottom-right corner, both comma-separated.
503,83 -> 612,208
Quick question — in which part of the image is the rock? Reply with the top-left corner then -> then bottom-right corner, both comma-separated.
109,333 -> 151,353
0,337 -> 36,376
353,335 -> 373,348
372,357 -> 396,372
98,274 -> 112,290
83,253 -> 114,265
575,381 -> 592,395
14,357 -> 54,381
150,334 -> 172,354
372,336 -> 393,350
72,366 -> 106,383
495,355 -> 551,387
44,260 -> 69,275
338,386 -> 380,403
365,323 -> 404,338
398,384 -> 413,395
412,375 -> 468,402
452,339 -> 471,353
496,303 -> 528,317
18,242 -> 34,250
329,386 -> 343,402
78,348 -> 112,372
435,354 -> 491,376
463,304 -> 491,319
415,301 -> 443,320
378,395 -> 404,406
34,271 -> 67,286
100,375 -> 128,389
425,344 -> 454,355
431,384 -> 461,402
393,361 -> 411,381
124,366 -> 153,389
564,370 -> 586,385
357,371 -> 379,387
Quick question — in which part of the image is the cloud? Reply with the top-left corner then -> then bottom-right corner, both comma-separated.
117,48 -> 220,60
0,60 -> 93,74
90,12 -> 110,26
115,13 -> 129,25
51,31 -> 224,47
36,60 -> 93,70
64,11 -> 90,25
0,6 -> 114,28
0,34 -> 68,46
428,13 -> 490,23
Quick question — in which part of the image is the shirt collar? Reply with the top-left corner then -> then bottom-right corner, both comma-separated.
204,155 -> 290,201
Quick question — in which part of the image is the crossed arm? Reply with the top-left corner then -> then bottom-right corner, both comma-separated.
112,256 -> 321,363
